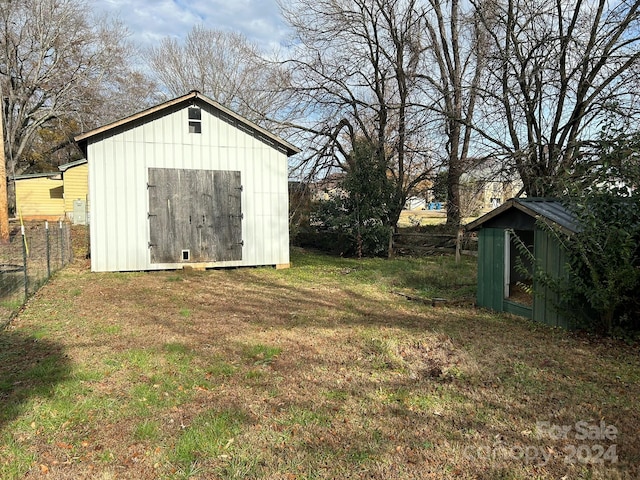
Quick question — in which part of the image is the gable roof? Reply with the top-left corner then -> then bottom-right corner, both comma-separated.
74,91 -> 301,158
58,158 -> 87,172
466,197 -> 580,235
14,172 -> 61,181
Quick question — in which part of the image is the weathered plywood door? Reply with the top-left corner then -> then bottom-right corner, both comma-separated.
148,168 -> 242,263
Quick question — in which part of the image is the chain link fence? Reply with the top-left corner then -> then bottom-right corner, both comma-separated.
0,221 -> 73,326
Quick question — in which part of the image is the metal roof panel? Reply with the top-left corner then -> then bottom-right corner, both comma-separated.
466,197 -> 580,234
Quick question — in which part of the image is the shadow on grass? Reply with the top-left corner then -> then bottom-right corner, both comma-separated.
0,327 -> 72,431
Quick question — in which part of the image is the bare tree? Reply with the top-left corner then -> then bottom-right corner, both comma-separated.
0,0 -> 145,176
146,25 -> 290,128
88,63 -> 163,129
280,0 -> 438,231
420,0 -> 488,226
22,67 -> 162,170
474,0 -> 640,196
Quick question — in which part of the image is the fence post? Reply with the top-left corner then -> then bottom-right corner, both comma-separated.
59,220 -> 63,267
21,225 -> 28,298
455,228 -> 463,263
46,220 -> 51,278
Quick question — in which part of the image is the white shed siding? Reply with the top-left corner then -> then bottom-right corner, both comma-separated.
88,103 -> 290,272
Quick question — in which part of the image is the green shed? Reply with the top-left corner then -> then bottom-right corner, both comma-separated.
466,198 -> 579,328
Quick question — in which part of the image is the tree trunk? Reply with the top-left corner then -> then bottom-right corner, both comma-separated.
446,122 -> 463,227
446,170 -> 462,227
0,106 -> 9,243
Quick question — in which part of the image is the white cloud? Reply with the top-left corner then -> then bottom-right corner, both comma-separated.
92,0 -> 290,49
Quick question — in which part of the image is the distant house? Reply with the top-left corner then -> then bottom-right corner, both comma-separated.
460,159 -> 523,215
74,91 -> 300,273
13,159 -> 89,223
58,159 -> 88,224
466,198 -> 580,328
404,196 -> 427,210
311,172 -> 347,201
14,172 -> 64,220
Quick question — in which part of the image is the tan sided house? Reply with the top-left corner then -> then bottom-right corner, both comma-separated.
14,159 -> 88,223
14,172 -> 64,221
58,159 -> 88,225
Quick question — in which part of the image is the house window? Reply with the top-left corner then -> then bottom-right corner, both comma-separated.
50,185 -> 64,199
188,107 -> 202,133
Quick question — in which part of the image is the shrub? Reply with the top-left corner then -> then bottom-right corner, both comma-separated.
297,139 -> 394,258
547,194 -> 640,334
538,125 -> 640,335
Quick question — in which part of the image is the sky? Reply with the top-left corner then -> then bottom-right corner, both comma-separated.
92,0 -> 292,51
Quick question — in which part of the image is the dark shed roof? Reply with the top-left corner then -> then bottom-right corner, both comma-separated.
466,198 -> 580,235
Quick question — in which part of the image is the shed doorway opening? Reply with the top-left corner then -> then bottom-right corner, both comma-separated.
504,229 -> 534,307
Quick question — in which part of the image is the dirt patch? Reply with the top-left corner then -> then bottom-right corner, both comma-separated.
398,335 -> 470,380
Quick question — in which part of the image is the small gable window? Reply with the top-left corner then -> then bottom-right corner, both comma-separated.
188,107 -> 202,133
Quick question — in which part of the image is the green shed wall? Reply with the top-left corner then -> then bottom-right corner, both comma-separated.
533,227 -> 570,328
477,228 -> 504,311
471,199 -> 576,329
476,225 -> 571,328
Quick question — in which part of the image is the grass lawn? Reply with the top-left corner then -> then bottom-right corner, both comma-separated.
0,248 -> 638,479
397,209 -> 478,228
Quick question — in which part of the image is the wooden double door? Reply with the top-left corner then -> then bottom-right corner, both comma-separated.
148,168 -> 243,264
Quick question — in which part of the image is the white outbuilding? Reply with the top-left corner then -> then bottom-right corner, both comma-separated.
75,91 -> 300,272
